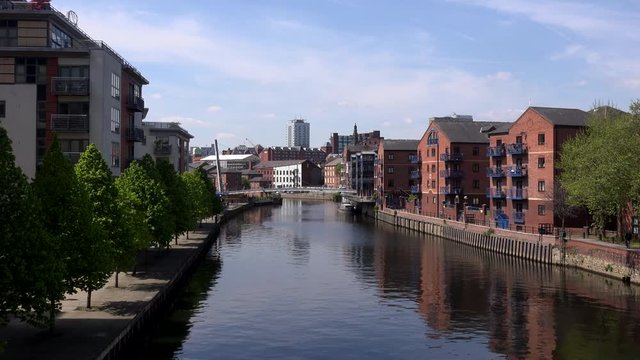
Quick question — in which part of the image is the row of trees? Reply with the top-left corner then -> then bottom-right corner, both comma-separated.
0,128 -> 223,332
559,101 -> 640,238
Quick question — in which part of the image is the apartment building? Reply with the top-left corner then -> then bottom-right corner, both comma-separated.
272,159 -> 322,188
486,106 -> 587,231
329,124 -> 382,154
141,121 -> 193,173
418,115 -> 507,220
374,139 -> 420,209
200,153 -> 260,171
323,157 -> 343,188
0,1 -> 149,178
259,146 -> 326,165
286,118 -> 310,148
350,150 -> 376,196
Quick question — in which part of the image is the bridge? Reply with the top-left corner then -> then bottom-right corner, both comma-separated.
223,187 -> 356,196
342,193 -> 377,216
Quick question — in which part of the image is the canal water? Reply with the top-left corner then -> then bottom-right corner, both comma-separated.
137,200 -> 640,359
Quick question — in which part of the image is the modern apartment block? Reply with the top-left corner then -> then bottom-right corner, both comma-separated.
350,150 -> 376,196
0,1 -> 149,178
286,118 -> 310,148
141,121 -> 193,173
486,107 -> 587,231
374,139 -> 420,209
417,115 -> 507,220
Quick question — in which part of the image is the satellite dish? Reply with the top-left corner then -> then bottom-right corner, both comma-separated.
67,10 -> 78,25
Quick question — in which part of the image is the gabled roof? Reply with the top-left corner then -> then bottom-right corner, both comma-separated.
530,106 -> 587,126
325,157 -> 343,167
201,154 -> 258,161
434,120 -> 509,143
381,139 -> 419,151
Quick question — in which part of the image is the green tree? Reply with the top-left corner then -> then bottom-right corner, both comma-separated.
157,160 -> 191,244
559,102 -> 640,238
32,136 -> 95,329
241,177 -> 251,190
117,161 -> 172,249
0,128 -> 59,330
197,168 -> 223,217
75,144 -> 124,299
182,169 -> 209,228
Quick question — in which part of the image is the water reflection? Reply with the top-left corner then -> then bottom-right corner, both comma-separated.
140,201 -> 640,360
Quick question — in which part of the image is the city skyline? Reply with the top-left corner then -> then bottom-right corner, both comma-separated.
51,0 -> 640,149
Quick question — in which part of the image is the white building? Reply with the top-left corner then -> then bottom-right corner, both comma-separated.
200,153 -> 260,171
286,118 -> 310,148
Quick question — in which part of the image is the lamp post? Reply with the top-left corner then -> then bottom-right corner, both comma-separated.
455,194 -> 460,222
463,195 -> 468,224
441,200 -> 446,219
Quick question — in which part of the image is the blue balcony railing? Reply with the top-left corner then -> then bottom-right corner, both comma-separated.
440,169 -> 463,178
486,167 -> 505,178
506,143 -> 527,155
507,187 -> 528,200
486,188 -> 506,198
410,170 -> 421,179
441,186 -> 463,195
409,154 -> 419,164
513,211 -> 525,224
427,138 -> 438,145
505,166 -> 527,177
486,146 -> 506,157
410,185 -> 420,193
440,153 -> 463,162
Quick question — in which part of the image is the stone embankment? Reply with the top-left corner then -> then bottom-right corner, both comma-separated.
377,209 -> 640,285
0,203 -> 257,360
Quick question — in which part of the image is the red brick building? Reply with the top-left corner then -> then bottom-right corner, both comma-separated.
374,139 -> 420,209
487,107 -> 587,232
259,146 -> 326,165
418,116 -> 507,220
323,157 -> 343,188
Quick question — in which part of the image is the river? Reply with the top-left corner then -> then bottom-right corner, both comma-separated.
135,199 -> 640,359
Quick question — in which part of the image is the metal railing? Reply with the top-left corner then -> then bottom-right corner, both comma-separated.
127,96 -> 145,112
440,153 -> 463,162
441,186 -> 463,195
51,114 -> 89,132
486,166 -> 505,177
128,127 -> 145,142
506,143 -> 527,155
410,170 -> 421,179
440,169 -> 463,178
51,77 -> 89,96
409,154 -> 420,164
513,211 -> 525,224
505,166 -> 527,177
154,144 -> 172,155
486,146 -> 506,157
410,185 -> 420,193
486,188 -> 506,198
507,187 -> 528,200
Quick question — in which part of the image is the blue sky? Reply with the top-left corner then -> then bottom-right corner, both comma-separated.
54,0 -> 640,149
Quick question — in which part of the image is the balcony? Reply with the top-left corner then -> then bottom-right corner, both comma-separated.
440,153 -> 463,162
427,138 -> 438,145
51,114 -> 89,132
506,143 -> 527,155
51,77 -> 89,96
409,154 -> 420,164
128,127 -> 145,142
410,170 -> 421,179
154,144 -> 172,155
486,188 -> 506,198
486,146 -> 506,157
513,211 -> 525,224
441,186 -> 463,195
505,166 -> 527,177
127,96 -> 145,112
507,187 -> 528,200
440,169 -> 463,178
410,185 -> 420,193
486,167 -> 505,178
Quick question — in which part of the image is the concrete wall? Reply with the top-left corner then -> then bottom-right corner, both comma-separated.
0,84 -> 37,179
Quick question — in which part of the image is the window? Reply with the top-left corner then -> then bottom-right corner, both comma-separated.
59,65 -> 89,78
15,57 -> 47,84
431,180 -> 436,188
51,26 -> 72,48
472,163 -> 480,172
473,197 -> 479,205
538,205 -> 546,215
538,157 -> 545,168
110,107 -> 120,133
387,179 -> 394,187
0,100 -> 5,118
111,73 -> 120,99
433,197 -> 437,204
538,133 -> 545,145
431,164 -> 436,173
538,180 -> 545,192
473,180 -> 480,189
0,20 -> 17,47
387,166 -> 394,174
431,148 -> 436,156
516,135 -> 523,144
472,147 -> 479,156
111,142 -> 120,167
388,153 -> 394,160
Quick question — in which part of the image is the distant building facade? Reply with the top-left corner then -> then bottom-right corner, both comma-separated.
259,146 -> 326,164
287,118 -> 310,147
141,122 -> 193,173
350,150 -> 376,196
323,157 -> 344,188
375,139 -> 420,209
330,124 -> 382,154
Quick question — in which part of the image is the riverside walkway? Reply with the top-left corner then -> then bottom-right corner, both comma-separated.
0,217 -> 224,360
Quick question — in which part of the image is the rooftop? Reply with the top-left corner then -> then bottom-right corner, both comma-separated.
434,120 -> 509,143
530,106 -> 588,127
381,139 -> 419,151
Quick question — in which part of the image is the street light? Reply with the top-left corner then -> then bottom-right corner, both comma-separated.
463,195 -> 468,224
481,203 -> 487,226
441,200 -> 446,219
455,195 -> 460,222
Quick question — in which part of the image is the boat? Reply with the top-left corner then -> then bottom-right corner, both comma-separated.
339,202 -> 354,212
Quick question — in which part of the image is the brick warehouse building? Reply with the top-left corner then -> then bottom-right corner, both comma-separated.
374,139 -> 419,209
417,115 -> 507,221
486,106 -> 588,232
0,1 -> 149,178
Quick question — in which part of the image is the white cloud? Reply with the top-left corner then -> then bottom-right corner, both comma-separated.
150,93 -> 162,100
487,71 -> 512,81
216,132 -> 239,140
403,117 -> 414,124
260,113 -> 277,119
207,105 -> 222,113
157,116 -> 215,128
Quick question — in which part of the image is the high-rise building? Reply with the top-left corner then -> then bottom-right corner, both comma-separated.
287,118 -> 310,147
0,1 -> 149,178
